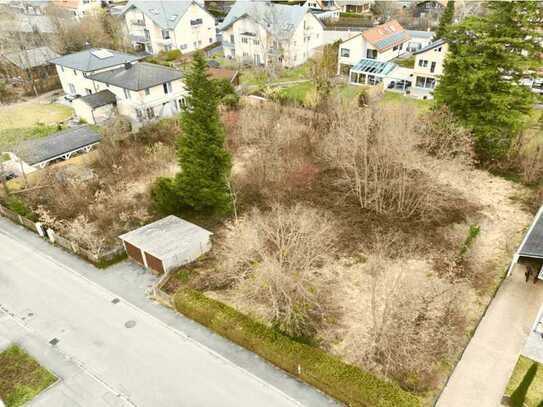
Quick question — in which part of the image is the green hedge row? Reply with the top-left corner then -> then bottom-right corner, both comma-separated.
173,288 -> 419,407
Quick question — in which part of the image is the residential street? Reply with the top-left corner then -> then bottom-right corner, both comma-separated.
0,220 -> 335,407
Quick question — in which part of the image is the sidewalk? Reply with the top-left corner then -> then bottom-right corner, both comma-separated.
437,264 -> 543,407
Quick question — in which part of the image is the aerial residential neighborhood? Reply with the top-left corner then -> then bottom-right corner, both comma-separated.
0,1 -> 542,407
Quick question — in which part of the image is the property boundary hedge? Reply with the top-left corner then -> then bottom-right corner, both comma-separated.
173,287 -> 419,407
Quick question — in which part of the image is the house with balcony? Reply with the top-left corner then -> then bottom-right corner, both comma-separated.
337,19 -> 410,76
121,0 -> 216,55
411,38 -> 448,99
220,1 -> 324,67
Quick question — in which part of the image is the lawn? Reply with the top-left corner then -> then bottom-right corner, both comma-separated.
278,81 -> 315,104
0,345 -> 57,407
0,102 -> 73,151
383,91 -> 433,112
240,63 -> 311,87
0,102 -> 73,131
505,356 -> 543,406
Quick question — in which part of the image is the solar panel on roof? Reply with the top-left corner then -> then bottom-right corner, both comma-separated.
91,49 -> 113,59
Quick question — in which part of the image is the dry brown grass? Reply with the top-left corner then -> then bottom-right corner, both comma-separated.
201,98 -> 533,400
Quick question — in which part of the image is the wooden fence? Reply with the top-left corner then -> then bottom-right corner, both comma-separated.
0,203 -> 124,265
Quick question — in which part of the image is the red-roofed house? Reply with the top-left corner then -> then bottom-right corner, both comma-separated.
337,20 -> 411,75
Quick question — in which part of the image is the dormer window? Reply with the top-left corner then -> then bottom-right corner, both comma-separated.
190,18 -> 202,26
162,30 -> 171,40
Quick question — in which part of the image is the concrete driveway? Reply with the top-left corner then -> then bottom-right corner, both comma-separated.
437,264 -> 543,407
0,219 -> 336,407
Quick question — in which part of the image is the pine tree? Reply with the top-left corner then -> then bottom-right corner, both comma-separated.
151,52 -> 232,215
174,52 -> 232,213
434,1 -> 542,163
435,0 -> 454,39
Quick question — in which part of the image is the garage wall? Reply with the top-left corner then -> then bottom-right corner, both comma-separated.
124,241 -> 144,265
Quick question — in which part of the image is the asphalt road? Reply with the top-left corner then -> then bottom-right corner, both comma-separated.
0,226 -> 308,407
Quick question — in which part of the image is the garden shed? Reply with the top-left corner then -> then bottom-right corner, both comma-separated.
118,216 -> 212,275
508,206 -> 543,277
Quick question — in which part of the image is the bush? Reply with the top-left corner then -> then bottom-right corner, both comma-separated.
173,287 -> 420,407
163,49 -> 182,61
6,196 -> 35,220
151,177 -> 179,215
213,78 -> 236,99
221,93 -> 239,110
214,204 -> 337,337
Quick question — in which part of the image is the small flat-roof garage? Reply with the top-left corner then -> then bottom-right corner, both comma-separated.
508,207 -> 543,278
118,215 -> 213,275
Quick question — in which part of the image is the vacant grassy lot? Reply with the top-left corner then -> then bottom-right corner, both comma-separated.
0,345 -> 57,407
505,356 -> 543,406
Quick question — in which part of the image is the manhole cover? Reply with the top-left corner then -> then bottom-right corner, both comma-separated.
124,320 -> 136,329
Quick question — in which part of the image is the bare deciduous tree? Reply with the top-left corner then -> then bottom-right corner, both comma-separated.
215,204 -> 338,337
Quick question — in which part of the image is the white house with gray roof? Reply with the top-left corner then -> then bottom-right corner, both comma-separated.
50,48 -> 144,97
51,48 -> 188,126
121,0 -> 216,55
88,62 -> 188,125
220,1 -> 324,67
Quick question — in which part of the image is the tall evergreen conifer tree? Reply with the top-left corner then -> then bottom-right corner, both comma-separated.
434,1 -> 542,163
152,52 -> 231,214
435,0 -> 454,39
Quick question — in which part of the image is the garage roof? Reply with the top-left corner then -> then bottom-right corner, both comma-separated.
119,216 -> 212,259
519,207 -> 543,259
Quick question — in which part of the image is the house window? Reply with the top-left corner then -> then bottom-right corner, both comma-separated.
136,108 -> 143,119
178,98 -> 186,108
242,37 -> 249,44
416,76 -> 436,89
430,61 -> 436,73
162,29 -> 170,39
193,41 -> 198,48
145,88 -> 150,96
366,49 -> 378,59
180,44 -> 187,50
190,18 -> 202,26
85,88 -> 92,95
230,34 -> 234,43
123,88 -> 131,99
163,82 -> 172,94
164,44 -> 172,51
146,107 -> 155,119
68,83 -> 76,94
393,45 -> 398,51
209,37 -> 213,43
340,48 -> 350,58
253,39 -> 260,45
418,59 -> 429,68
